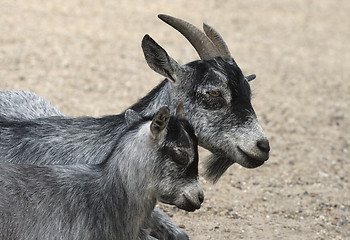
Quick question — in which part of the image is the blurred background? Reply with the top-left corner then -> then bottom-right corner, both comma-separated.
0,0 -> 349,239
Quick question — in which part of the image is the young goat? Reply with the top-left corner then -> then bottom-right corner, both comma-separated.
0,106 -> 203,240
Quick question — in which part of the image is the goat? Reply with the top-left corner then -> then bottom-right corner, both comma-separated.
0,106 -> 203,240
0,14 -> 270,239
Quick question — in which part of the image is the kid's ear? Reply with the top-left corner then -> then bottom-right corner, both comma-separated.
142,34 -> 182,84
175,101 -> 185,119
125,109 -> 143,127
150,106 -> 170,139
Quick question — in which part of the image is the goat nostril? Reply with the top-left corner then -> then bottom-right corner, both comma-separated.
198,193 -> 204,204
257,139 -> 270,153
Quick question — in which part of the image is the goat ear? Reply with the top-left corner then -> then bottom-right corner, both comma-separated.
150,106 -> 170,139
175,101 -> 186,119
125,109 -> 143,127
142,34 -> 181,84
245,74 -> 256,82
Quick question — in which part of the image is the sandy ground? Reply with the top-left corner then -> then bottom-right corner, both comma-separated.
0,0 -> 349,239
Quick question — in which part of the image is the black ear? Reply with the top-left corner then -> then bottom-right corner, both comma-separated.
245,74 -> 256,82
142,34 -> 181,83
125,109 -> 143,127
150,106 -> 170,139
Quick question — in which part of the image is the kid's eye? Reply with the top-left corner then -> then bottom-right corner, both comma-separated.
174,149 -> 189,165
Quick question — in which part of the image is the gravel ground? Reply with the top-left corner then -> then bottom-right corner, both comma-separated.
0,0 -> 349,239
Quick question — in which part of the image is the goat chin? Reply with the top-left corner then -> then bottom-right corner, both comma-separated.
204,153 -> 234,183
160,183 -> 204,212
173,195 -> 202,212
204,149 -> 267,183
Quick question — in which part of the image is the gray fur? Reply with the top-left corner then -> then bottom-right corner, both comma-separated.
141,35 -> 270,177
0,108 -> 203,240
0,94 -> 190,240
0,90 -> 63,119
1,36 -> 269,176
0,18 -> 270,239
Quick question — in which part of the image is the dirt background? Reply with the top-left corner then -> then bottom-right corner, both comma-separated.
0,0 -> 349,239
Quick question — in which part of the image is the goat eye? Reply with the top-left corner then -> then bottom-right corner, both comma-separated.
173,149 -> 189,165
207,90 -> 221,97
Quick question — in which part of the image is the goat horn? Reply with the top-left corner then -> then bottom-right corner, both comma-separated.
203,23 -> 232,60
158,14 -> 220,60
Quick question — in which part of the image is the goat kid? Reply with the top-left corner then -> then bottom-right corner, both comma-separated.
0,106 -> 203,240
0,94 -> 192,240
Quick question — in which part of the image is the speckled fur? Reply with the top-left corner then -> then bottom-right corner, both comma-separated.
0,34 -> 269,239
141,36 -> 270,180
0,90 -> 63,119
0,109 -> 202,240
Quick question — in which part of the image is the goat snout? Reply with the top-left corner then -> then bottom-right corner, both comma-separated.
182,191 -> 204,212
254,137 -> 270,161
176,186 -> 204,212
257,138 -> 270,154
235,136 -> 270,168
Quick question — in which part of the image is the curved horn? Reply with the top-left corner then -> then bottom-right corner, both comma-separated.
158,14 -> 220,60
203,23 -> 232,60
